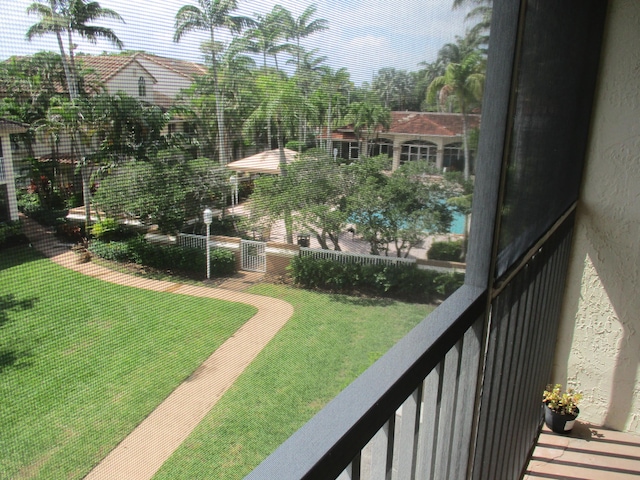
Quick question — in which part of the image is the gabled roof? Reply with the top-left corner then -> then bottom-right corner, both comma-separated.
77,54 -> 157,85
135,53 -> 208,80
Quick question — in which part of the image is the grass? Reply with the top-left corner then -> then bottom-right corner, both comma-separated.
154,284 -> 433,479
0,246 -> 257,480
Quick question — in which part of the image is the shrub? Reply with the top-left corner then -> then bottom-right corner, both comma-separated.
88,235 -> 235,277
90,218 -> 119,241
427,240 -> 464,262
88,240 -> 131,262
28,208 -> 69,227
288,255 -> 461,302
0,221 -> 28,249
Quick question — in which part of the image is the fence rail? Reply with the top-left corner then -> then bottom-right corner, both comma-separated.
300,247 -> 416,267
177,233 -> 206,250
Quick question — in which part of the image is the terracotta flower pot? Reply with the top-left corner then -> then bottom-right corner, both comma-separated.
543,404 -> 579,434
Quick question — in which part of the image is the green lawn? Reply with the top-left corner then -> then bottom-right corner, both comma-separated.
154,284 -> 432,479
0,247 -> 256,480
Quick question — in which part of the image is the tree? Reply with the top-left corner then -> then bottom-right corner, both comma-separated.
244,73 -> 305,243
426,51 -> 484,179
346,158 -> 454,257
26,0 -> 124,101
174,0 -> 253,164
93,154 -> 228,234
246,5 -> 289,69
317,66 -> 351,153
281,4 -> 328,72
345,100 -> 391,158
288,150 -> 349,250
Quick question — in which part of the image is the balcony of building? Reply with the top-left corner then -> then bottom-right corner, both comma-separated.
246,1 -> 639,479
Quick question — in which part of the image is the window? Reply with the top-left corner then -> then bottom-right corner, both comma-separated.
138,76 -> 146,97
401,140 -> 437,164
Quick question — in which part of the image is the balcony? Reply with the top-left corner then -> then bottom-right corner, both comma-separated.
247,1 -> 640,479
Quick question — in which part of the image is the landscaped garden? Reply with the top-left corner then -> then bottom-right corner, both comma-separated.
154,283 -> 432,479
0,246 -> 431,479
0,246 -> 256,480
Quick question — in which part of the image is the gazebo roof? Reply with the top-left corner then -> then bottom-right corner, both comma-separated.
227,148 -> 299,175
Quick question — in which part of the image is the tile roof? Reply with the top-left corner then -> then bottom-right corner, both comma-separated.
136,53 -> 208,79
325,112 -> 481,139
388,112 -> 481,136
77,54 -> 157,85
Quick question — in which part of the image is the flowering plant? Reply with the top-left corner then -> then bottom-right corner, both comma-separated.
543,384 -> 582,416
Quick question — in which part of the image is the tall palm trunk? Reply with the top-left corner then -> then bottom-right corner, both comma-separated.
277,121 -> 293,244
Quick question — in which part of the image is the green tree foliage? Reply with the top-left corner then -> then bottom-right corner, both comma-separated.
26,0 -> 124,100
347,158 -> 455,257
174,0 -> 254,164
93,154 -> 228,234
427,51 -> 484,179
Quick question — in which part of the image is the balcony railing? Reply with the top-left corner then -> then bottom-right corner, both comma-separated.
246,212 -> 575,480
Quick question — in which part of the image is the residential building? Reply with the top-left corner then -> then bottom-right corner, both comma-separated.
326,111 -> 480,171
0,118 -> 27,221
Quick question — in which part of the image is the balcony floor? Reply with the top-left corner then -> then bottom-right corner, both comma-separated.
524,421 -> 640,479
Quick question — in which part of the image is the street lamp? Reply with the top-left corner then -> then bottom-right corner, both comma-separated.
203,208 -> 213,279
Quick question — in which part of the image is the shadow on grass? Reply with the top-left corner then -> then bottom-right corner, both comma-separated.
0,348 -> 32,373
327,293 -> 397,307
0,294 -> 38,373
0,244 -> 45,273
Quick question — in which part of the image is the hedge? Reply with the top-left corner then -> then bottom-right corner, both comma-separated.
288,255 -> 464,302
427,239 -> 464,262
0,221 -> 29,249
89,236 -> 235,277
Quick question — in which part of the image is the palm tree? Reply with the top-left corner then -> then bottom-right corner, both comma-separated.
245,73 -> 305,243
282,4 -> 328,73
26,0 -> 124,101
246,5 -> 289,70
346,100 -> 391,158
174,0 -> 253,164
318,66 -> 351,154
427,51 -> 484,180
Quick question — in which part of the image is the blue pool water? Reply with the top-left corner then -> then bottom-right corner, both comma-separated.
450,212 -> 465,235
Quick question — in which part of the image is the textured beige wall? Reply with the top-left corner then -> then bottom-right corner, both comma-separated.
554,0 -> 640,433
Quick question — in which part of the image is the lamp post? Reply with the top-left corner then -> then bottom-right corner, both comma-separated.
203,208 -> 213,279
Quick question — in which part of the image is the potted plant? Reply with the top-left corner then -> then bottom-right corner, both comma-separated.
542,383 -> 582,434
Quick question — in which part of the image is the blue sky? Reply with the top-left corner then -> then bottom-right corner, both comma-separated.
0,0 -> 472,84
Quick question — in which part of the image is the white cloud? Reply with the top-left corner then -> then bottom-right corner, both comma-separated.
0,0 -> 473,84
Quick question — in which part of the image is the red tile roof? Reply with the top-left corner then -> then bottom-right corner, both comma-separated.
77,54 -> 156,85
136,53 -> 208,79
388,112 -> 481,136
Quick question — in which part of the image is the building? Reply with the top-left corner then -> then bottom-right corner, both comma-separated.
326,111 -> 480,171
0,118 -> 27,222
247,1 -> 640,478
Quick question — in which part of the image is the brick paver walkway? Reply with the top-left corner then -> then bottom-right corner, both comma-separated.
21,217 -> 294,479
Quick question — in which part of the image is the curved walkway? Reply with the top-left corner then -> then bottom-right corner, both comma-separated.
21,218 -> 294,480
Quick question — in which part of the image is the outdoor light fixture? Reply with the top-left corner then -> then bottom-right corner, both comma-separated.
203,208 -> 213,279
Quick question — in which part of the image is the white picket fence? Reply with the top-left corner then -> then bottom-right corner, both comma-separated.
177,233 -> 207,249
300,247 -> 417,267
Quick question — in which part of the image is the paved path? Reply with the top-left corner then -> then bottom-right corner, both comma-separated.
21,218 -> 294,480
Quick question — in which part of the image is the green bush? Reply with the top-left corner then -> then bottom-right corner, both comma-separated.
89,235 -> 235,277
427,240 -> 464,262
90,218 -> 119,241
88,240 -> 131,262
0,221 -> 28,249
28,208 -> 69,227
288,255 -> 462,302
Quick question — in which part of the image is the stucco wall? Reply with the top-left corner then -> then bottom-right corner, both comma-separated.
554,0 -> 640,433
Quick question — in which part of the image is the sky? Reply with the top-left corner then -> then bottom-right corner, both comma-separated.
0,0 -> 473,85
